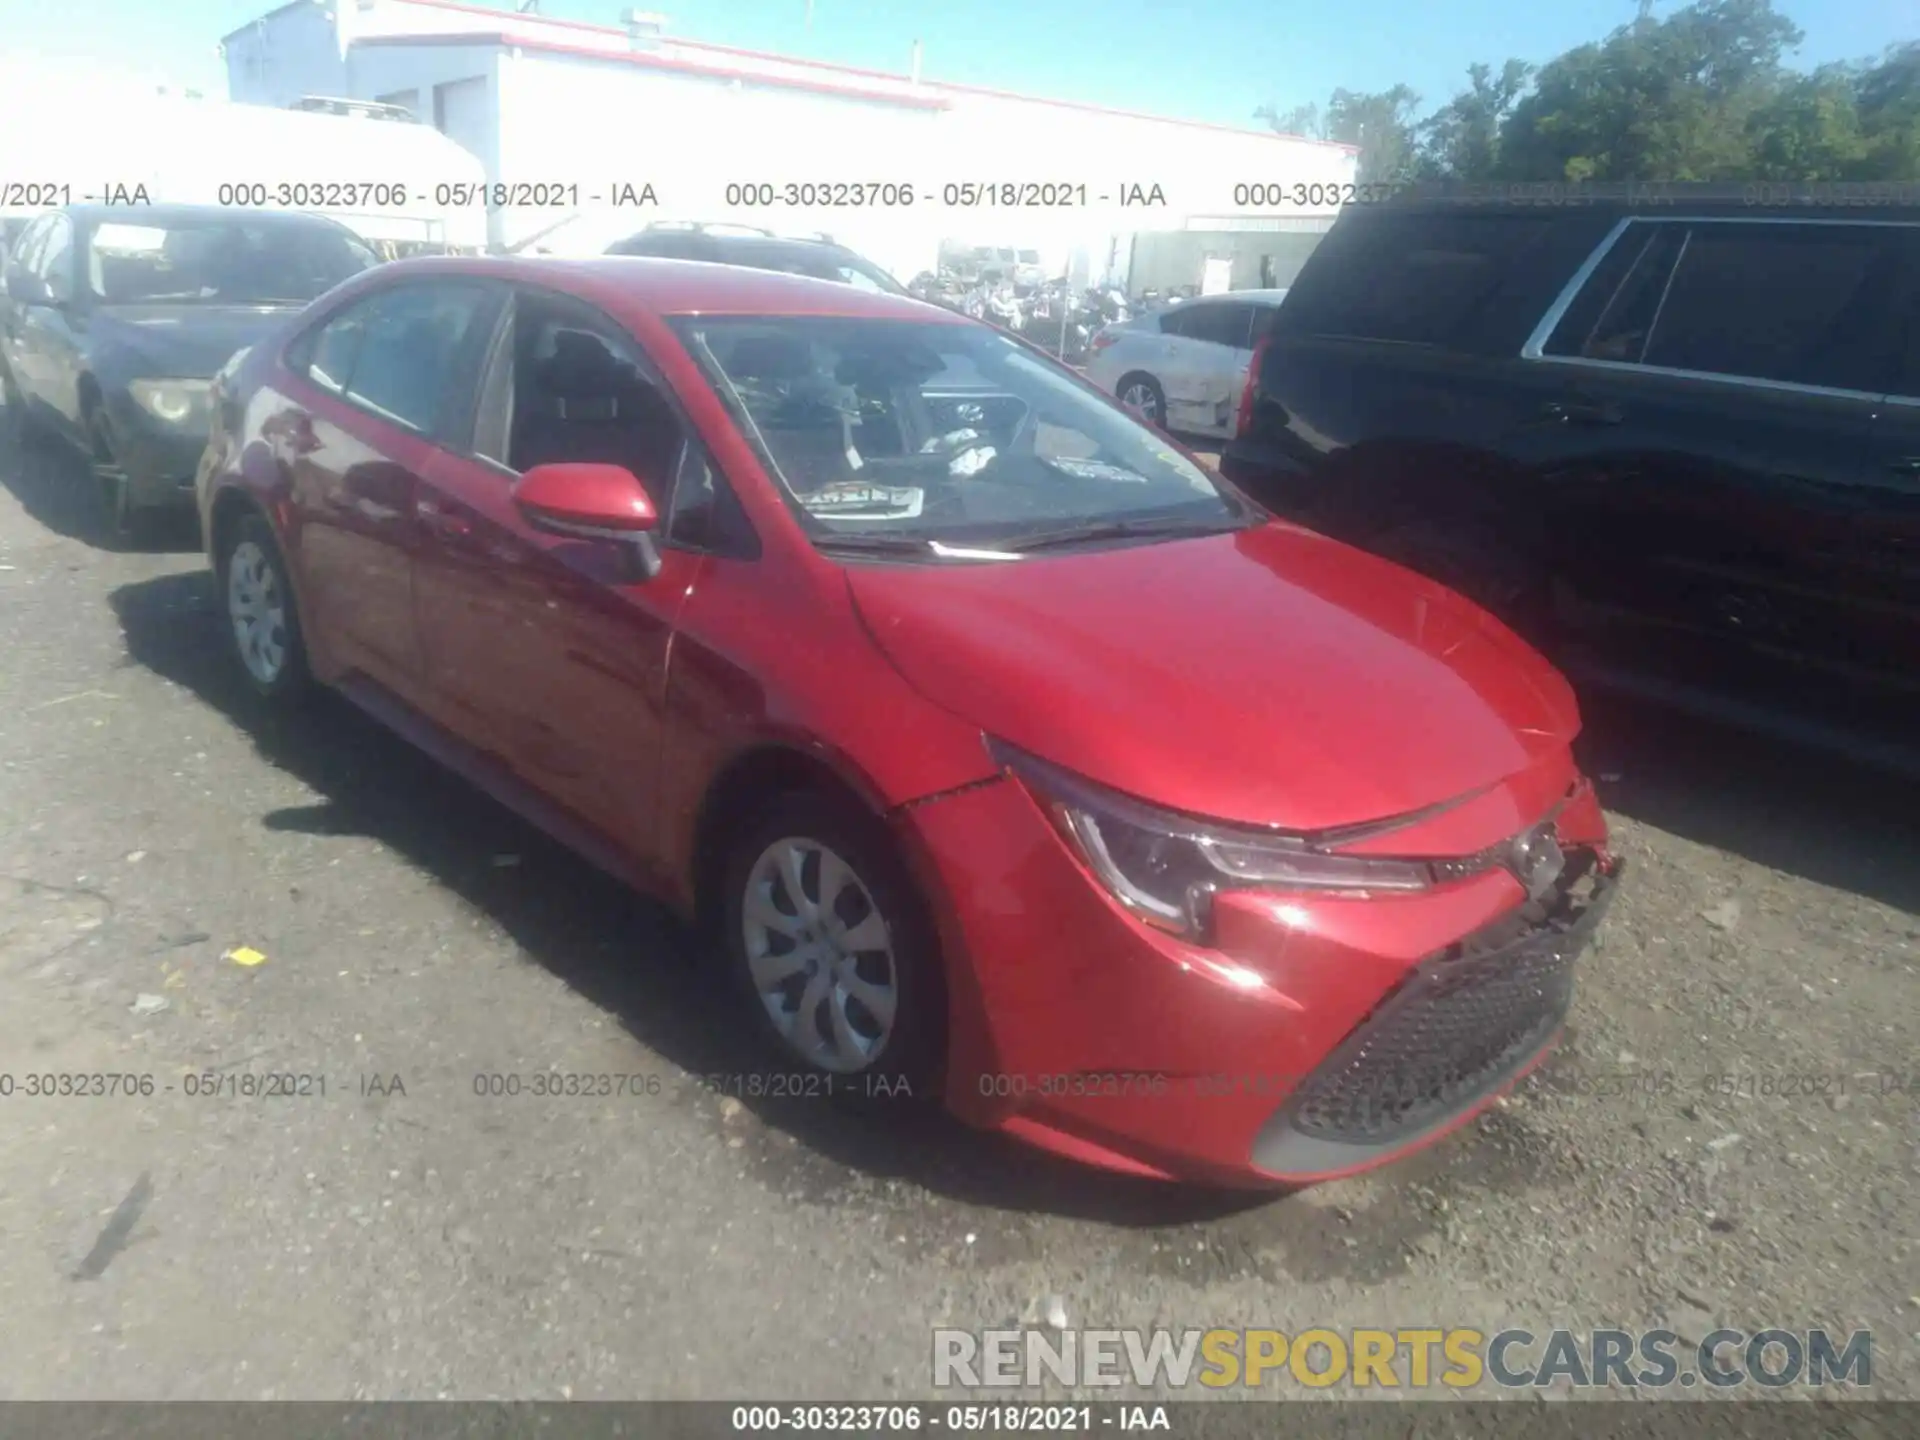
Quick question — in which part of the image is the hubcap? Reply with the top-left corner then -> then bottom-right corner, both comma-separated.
227,540 -> 289,684
741,837 -> 898,1073
1122,383 -> 1159,422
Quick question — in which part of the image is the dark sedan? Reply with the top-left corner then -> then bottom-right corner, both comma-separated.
0,203 -> 375,542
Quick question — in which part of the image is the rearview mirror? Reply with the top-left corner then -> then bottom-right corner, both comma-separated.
512,462 -> 663,581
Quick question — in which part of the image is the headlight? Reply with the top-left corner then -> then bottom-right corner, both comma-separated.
989,739 -> 1455,942
129,379 -> 209,423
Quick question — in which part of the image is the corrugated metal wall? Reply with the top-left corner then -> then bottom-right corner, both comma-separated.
1125,222 -> 1335,294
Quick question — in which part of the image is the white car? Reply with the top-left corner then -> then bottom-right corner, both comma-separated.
1083,289 -> 1290,439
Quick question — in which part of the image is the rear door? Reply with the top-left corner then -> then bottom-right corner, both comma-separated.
276,276 -> 503,703
1514,217 -> 1910,698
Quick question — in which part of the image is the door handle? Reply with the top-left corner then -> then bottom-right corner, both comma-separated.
1542,398 -> 1623,426
415,501 -> 471,538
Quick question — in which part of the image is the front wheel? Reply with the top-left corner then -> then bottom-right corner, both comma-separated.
89,409 -> 158,549
218,512 -> 312,702
719,790 -> 945,1109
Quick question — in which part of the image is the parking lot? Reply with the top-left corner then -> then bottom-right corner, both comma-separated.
0,420 -> 1915,1402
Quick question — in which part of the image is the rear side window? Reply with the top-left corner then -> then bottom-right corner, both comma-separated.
1640,224 -> 1891,389
1545,220 -> 1902,391
287,280 -> 494,437
1280,213 -> 1555,346
1544,223 -> 1688,364
1163,303 -> 1253,348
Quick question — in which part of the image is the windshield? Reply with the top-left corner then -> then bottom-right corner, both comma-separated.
85,218 -> 376,305
670,314 -> 1250,552
1017,250 -> 1041,265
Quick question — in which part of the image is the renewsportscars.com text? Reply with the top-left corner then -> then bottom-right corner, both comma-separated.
932,1326 -> 1872,1391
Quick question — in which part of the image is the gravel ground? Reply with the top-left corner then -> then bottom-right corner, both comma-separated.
0,419 -> 1914,1403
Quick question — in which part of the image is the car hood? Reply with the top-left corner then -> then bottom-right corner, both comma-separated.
844,522 -> 1581,833
89,305 -> 297,379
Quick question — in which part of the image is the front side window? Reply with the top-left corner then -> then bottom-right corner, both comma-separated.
85,217 -> 374,306
37,219 -> 74,299
669,313 -> 1248,552
6,216 -> 52,280
484,293 -> 684,507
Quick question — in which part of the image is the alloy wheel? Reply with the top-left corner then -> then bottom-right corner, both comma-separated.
1120,380 -> 1161,425
739,836 -> 898,1073
227,539 -> 290,685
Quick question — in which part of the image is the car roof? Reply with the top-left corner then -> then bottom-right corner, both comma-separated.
369,254 -> 963,321
618,231 -> 860,260
1366,184 -> 1920,222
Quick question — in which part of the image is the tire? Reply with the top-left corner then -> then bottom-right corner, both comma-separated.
1116,373 -> 1165,428
217,512 -> 312,703
88,407 -> 158,550
718,788 -> 946,1110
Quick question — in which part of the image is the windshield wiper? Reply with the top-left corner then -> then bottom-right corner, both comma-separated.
812,532 -> 1023,561
812,532 -> 933,556
997,516 -> 1250,553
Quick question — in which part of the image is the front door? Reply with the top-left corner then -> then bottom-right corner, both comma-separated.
410,284 -> 705,869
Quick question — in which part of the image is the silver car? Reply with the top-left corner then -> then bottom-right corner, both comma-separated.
1083,289 -> 1290,438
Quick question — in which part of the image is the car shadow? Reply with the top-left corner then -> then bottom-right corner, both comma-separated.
0,414 -> 200,553
107,567 -> 1275,1227
1575,693 -> 1920,916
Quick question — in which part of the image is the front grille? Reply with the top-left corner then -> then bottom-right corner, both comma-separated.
1280,851 -> 1616,1146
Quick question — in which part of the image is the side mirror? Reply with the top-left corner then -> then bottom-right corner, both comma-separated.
511,462 -> 663,582
5,270 -> 51,307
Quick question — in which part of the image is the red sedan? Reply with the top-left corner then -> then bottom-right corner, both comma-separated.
195,256 -> 1620,1188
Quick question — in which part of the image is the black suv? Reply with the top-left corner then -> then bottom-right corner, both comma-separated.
1222,187 -> 1920,772
605,226 -> 909,297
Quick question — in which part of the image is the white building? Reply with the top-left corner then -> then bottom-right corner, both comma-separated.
221,0 -> 1356,289
0,57 -> 487,251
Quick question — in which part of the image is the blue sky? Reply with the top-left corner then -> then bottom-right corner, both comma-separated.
1,0 -> 1912,129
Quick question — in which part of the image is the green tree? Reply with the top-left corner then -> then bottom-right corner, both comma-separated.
1744,63 -> 1869,179
1261,0 -> 1918,187
1259,87 -> 1425,183
1853,41 -> 1920,178
1326,86 -> 1425,182
1491,0 -> 1804,180
1253,102 -> 1326,140
1418,60 -> 1533,178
